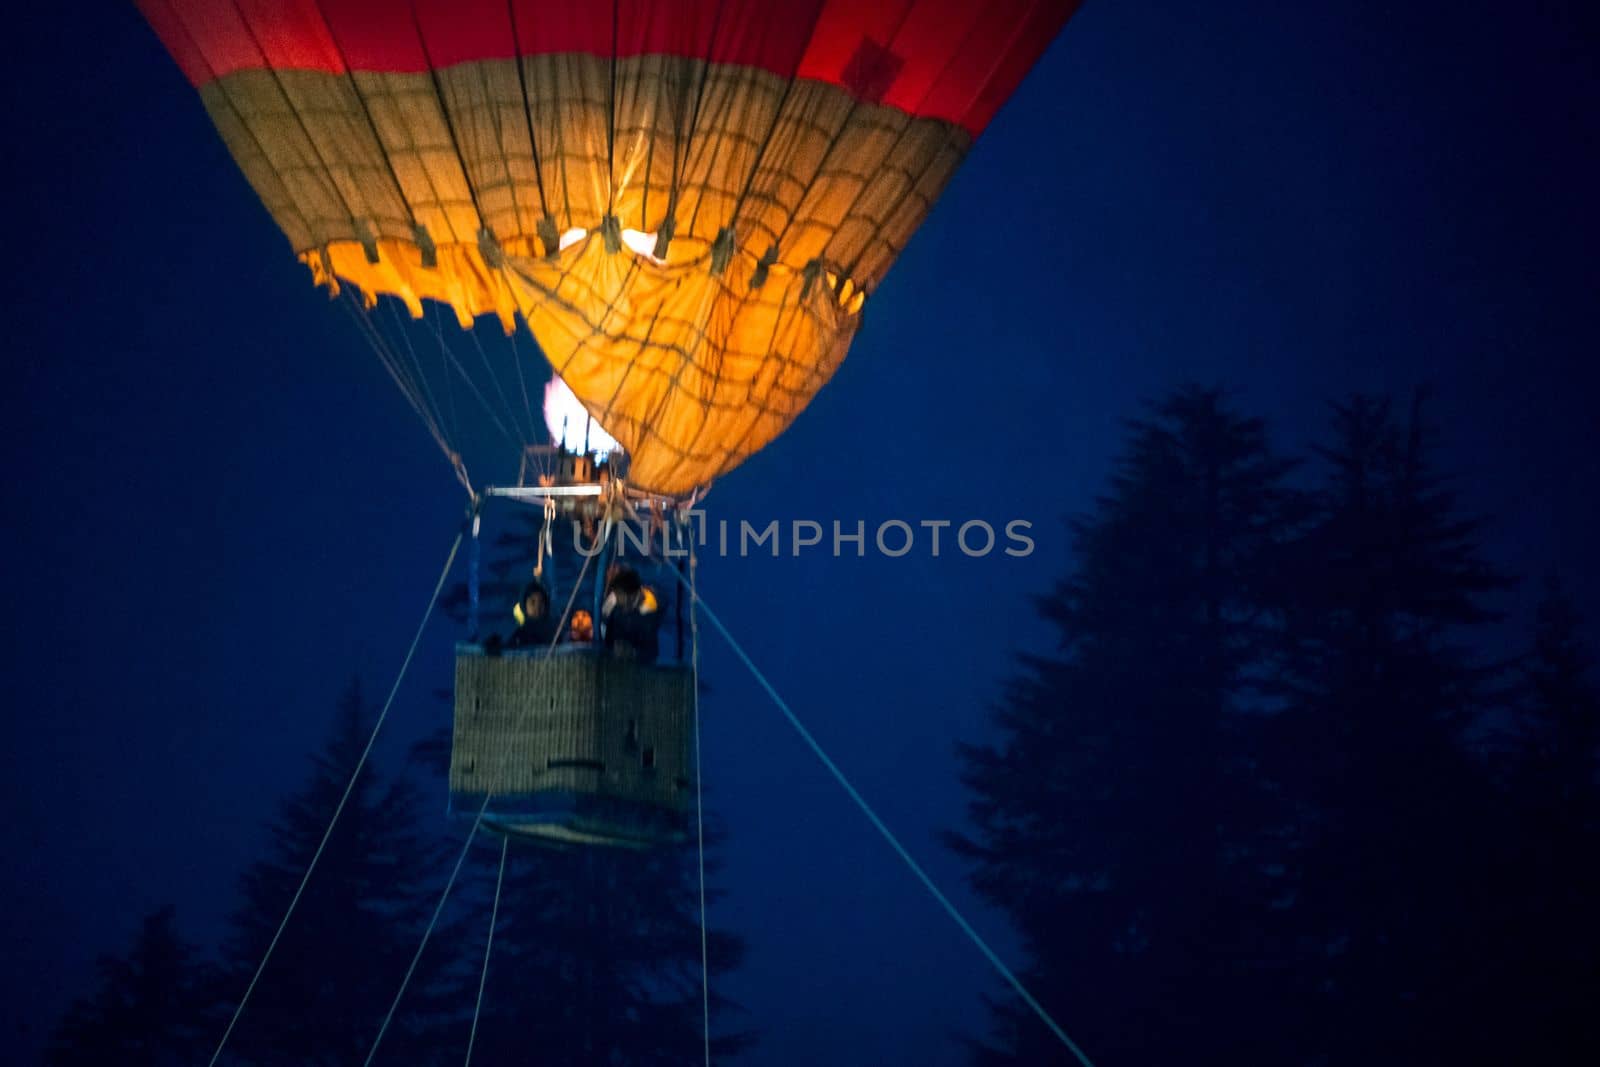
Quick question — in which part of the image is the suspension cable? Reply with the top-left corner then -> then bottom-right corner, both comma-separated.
339,292 -> 473,495
364,795 -> 492,1065
463,836 -> 509,1067
688,536 -> 711,1067
207,529 -> 464,1067
673,578 -> 1097,1067
427,308 -> 523,453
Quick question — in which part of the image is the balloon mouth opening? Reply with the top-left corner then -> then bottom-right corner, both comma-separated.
553,226 -> 679,269
541,226 -> 864,312
544,375 -> 622,458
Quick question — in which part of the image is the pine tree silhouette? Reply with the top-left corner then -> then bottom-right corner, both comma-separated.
210,680 -> 458,1066
949,386 -> 1300,1064
1516,578 -> 1600,811
46,906 -> 214,1066
1263,392 -> 1511,1063
1490,577 -> 1600,1061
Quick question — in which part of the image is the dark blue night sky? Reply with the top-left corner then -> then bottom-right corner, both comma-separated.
4,1 -> 1598,1064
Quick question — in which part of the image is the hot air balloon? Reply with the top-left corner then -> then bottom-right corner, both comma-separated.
138,0 -> 1082,846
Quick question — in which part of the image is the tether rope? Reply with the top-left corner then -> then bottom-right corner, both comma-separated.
463,836 -> 509,1067
688,538 -> 711,1067
207,529 -> 464,1067
673,578 -> 1097,1067
364,795 -> 492,1065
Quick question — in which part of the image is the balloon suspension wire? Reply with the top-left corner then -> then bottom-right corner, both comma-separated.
689,535 -> 712,1067
465,312 -> 536,446
673,576 -> 1097,1067
341,288 -> 555,496
208,528 -> 464,1067
506,324 -> 539,449
463,836 -> 509,1067
426,303 -> 524,455
365,793 -> 492,1066
379,296 -> 451,446
341,290 -> 471,494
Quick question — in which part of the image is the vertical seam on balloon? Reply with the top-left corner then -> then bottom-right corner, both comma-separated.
606,0 -> 620,215
665,0 -> 723,235
657,1 -> 734,480
697,1 -> 835,486
408,1 -> 494,247
638,60 -> 662,233
666,1 -> 894,491
505,0 -> 553,227
152,0 -> 316,252
473,53 -> 528,247
634,0 -> 678,236
223,0 -> 379,249
763,1 -> 920,259
834,0 -> 1046,285
677,0 -> 734,239
302,0 -> 429,243
725,0 -> 831,236
806,1 -> 973,282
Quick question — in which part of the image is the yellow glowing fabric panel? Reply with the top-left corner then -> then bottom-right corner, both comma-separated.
199,56 -> 967,495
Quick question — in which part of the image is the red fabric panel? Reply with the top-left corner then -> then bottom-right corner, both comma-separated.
795,0 -> 913,88
236,0 -> 346,73
139,0 -> 1077,133
141,0 -> 265,86
412,0 -> 516,67
959,0 -> 1083,133
694,0 -> 827,74
878,0 -> 988,113
509,0 -> 613,56
317,0 -> 429,71
135,0 -> 216,85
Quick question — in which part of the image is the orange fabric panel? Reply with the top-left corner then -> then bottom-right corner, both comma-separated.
203,59 -> 958,494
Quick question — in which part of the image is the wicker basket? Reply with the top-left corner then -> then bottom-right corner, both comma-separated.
450,645 -> 693,846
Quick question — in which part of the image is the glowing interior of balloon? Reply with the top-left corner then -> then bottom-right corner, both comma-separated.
544,376 -> 621,456
620,229 -> 666,265
558,228 -> 588,252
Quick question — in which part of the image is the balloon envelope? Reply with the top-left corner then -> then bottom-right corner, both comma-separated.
138,0 -> 1081,495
